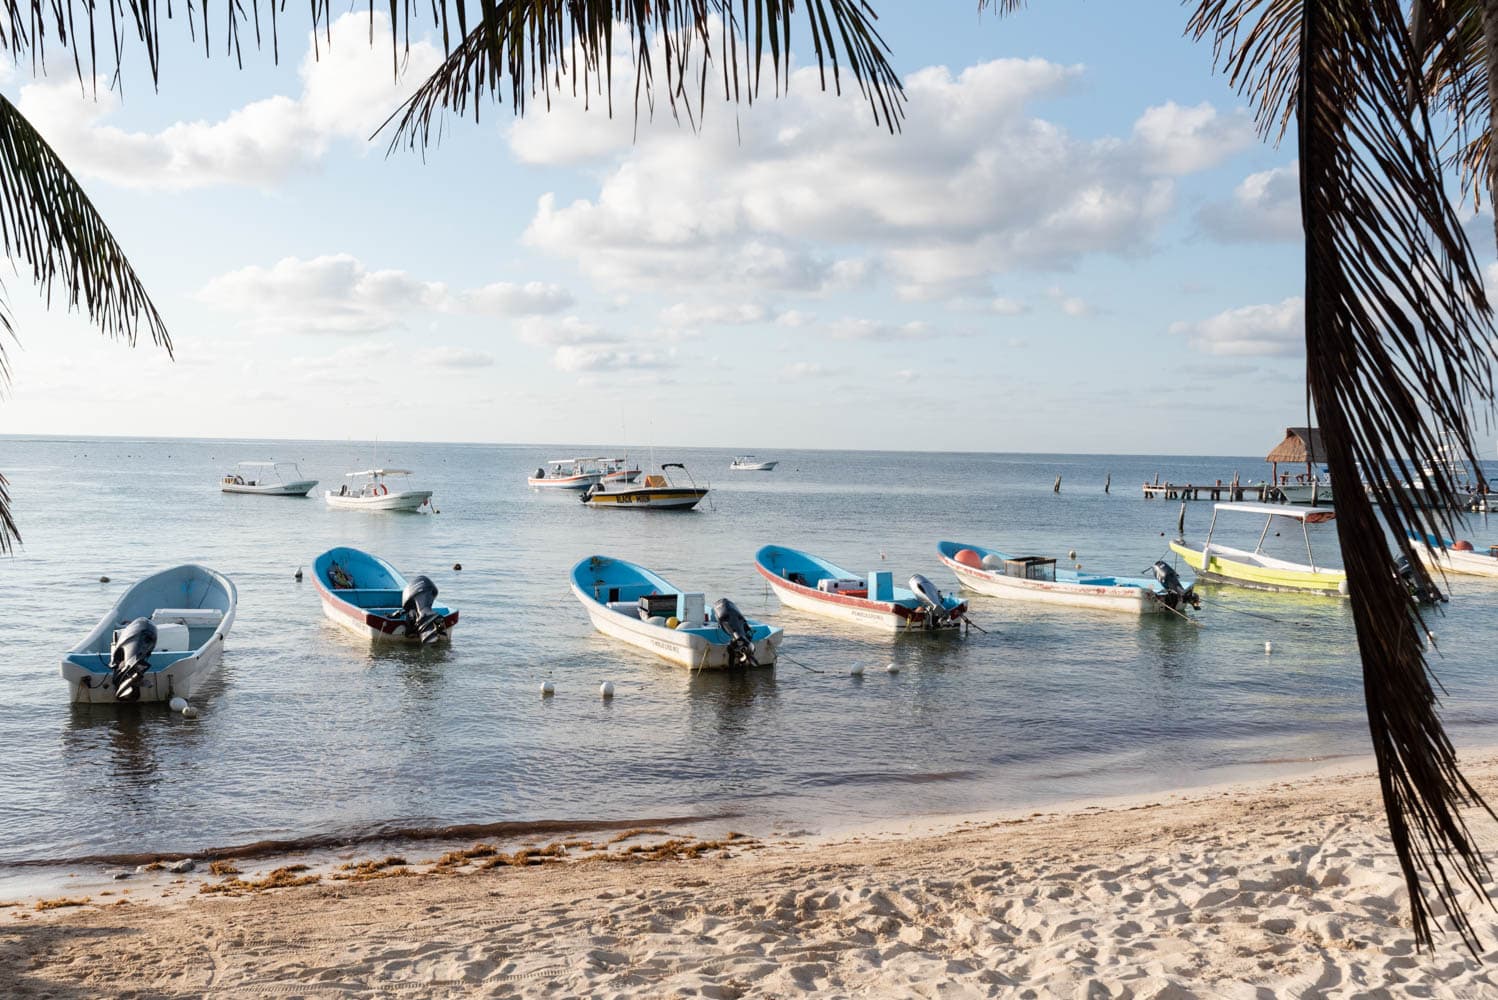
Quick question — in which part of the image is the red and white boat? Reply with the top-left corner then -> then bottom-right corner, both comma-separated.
754,544 -> 967,632
313,547 -> 458,644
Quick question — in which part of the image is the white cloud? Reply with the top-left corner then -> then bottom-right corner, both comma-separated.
989,297 -> 1029,316
519,58 -> 1225,303
1047,288 -> 1096,318
18,14 -> 440,189
661,302 -> 770,329
1132,101 -> 1254,175
826,318 -> 933,341
781,361 -> 848,379
425,347 -> 496,369
1197,162 -> 1302,243
1171,297 -> 1304,357
516,314 -> 614,346
553,344 -> 671,372
463,282 -> 574,316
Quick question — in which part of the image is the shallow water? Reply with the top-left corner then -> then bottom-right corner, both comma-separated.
3,437 -> 1498,871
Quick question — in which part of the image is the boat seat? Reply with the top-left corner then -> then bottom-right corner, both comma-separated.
606,601 -> 638,615
642,474 -> 667,487
152,608 -> 223,628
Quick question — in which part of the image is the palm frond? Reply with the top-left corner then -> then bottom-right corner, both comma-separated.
0,472 -> 16,554
1193,0 -> 1496,952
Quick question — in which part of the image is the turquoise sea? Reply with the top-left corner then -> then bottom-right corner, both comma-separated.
3,436 -> 1498,883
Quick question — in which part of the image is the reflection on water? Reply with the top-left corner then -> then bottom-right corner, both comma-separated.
2,438 -> 1498,864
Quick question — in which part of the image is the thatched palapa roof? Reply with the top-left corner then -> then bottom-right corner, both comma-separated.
1266,427 -> 1325,465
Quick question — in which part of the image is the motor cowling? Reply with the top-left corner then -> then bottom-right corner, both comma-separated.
908,574 -> 951,627
401,575 -> 447,644
110,617 -> 157,702
1396,554 -> 1446,606
1148,560 -> 1200,611
713,597 -> 758,668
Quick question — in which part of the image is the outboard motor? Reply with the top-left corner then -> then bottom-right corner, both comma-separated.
1149,560 -> 1200,611
908,574 -> 952,627
110,617 -> 158,702
712,597 -> 758,668
401,575 -> 448,644
1396,554 -> 1447,606
535,467 -> 547,480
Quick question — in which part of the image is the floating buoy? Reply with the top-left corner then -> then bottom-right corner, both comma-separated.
452,563 -> 463,571
1264,641 -> 1273,654
541,681 -> 555,697
293,567 -> 303,582
169,697 -> 187,712
1454,540 -> 1475,552
99,576 -> 110,583
850,662 -> 865,676
666,616 -> 680,629
1068,549 -> 1077,560
954,549 -> 983,568
1075,563 -> 1083,570
600,681 -> 615,699
182,705 -> 200,719
885,662 -> 899,674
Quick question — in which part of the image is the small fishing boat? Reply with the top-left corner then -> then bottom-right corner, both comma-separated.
1169,502 -> 1347,596
936,541 -> 1198,615
581,463 -> 709,511
1411,533 -> 1498,578
570,555 -> 781,669
313,547 -> 457,643
755,545 -> 967,632
601,457 -> 642,484
1274,476 -> 1334,506
220,461 -> 319,496
730,455 -> 778,471
325,469 -> 433,512
528,458 -> 605,491
61,565 -> 237,703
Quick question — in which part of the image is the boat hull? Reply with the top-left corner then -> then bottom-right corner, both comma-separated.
1413,543 -> 1498,578
528,474 -> 600,490
731,462 -> 778,471
754,546 -> 966,633
1169,540 -> 1346,596
325,490 -> 432,511
571,582 -> 780,669
1275,484 -> 1334,505
938,553 -> 1167,614
61,565 -> 238,704
222,481 -> 318,496
582,488 -> 707,510
313,548 -> 458,643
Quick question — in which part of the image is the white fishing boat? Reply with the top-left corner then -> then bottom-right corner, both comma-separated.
325,470 -> 433,512
755,545 -> 967,632
730,455 -> 778,471
936,541 -> 1197,615
1411,533 -> 1498,578
61,565 -> 237,703
314,547 -> 459,643
220,461 -> 319,496
527,458 -> 606,491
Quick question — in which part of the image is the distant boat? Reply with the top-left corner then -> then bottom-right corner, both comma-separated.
730,456 -> 779,471
1169,502 -> 1346,596
61,565 -> 237,703
220,461 -> 318,496
936,540 -> 1197,615
1274,475 -> 1334,506
528,458 -> 605,491
313,547 -> 457,644
325,469 -> 433,512
1410,533 -> 1498,578
581,463 -> 709,511
570,555 -> 781,669
600,457 -> 642,484
755,544 -> 967,632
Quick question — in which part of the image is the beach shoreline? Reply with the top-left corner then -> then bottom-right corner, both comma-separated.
7,748 -> 1498,997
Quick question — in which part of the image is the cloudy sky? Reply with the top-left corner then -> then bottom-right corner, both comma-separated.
0,3 -> 1463,454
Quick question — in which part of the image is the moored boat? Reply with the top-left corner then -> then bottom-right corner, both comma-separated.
571,555 -> 781,669
61,565 -> 237,703
601,457 -> 642,483
755,544 -> 967,632
730,455 -> 778,471
313,547 -> 457,643
936,541 -> 1197,615
581,463 -> 709,510
1410,533 -> 1498,578
1169,502 -> 1346,596
220,461 -> 319,496
528,458 -> 605,490
325,469 -> 433,512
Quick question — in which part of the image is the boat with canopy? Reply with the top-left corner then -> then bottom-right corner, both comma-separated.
1169,502 -> 1346,596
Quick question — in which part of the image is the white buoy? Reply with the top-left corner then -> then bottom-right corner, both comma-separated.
850,662 -> 865,676
182,705 -> 200,719
885,662 -> 899,674
600,681 -> 615,699
541,681 -> 555,697
1264,641 -> 1274,654
168,697 -> 187,712
1068,549 -> 1077,560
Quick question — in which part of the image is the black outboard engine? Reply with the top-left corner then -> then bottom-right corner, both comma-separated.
713,597 -> 758,668
535,467 -> 547,480
401,575 -> 448,644
110,617 -> 158,702
1149,560 -> 1201,610
1396,554 -> 1447,606
908,574 -> 951,627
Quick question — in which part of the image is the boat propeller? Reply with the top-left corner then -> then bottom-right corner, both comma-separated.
110,617 -> 157,702
713,597 -> 758,668
401,575 -> 448,644
1148,560 -> 1201,611
908,574 -> 952,627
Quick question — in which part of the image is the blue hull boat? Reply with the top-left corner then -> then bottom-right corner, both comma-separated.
570,555 -> 781,669
754,545 -> 967,632
314,547 -> 458,644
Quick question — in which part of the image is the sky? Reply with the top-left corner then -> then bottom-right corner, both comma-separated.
0,3 -> 1480,455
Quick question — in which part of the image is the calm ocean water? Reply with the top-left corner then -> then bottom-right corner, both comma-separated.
4,436 -> 1498,873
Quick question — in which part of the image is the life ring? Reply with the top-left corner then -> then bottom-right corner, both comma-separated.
375,484 -> 388,496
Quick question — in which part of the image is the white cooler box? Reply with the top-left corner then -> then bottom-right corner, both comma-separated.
817,578 -> 866,594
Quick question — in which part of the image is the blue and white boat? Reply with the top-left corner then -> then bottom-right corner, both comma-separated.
61,565 -> 237,703
313,547 -> 458,644
570,555 -> 781,669
754,545 -> 967,632
936,541 -> 1197,616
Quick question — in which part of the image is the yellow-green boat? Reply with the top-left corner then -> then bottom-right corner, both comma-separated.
1169,502 -> 1347,596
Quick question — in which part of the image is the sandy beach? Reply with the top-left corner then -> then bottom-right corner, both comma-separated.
5,754 -> 1498,998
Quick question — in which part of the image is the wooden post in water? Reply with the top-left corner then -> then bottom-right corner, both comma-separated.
1053,475 -> 1062,494
1105,472 -> 1111,494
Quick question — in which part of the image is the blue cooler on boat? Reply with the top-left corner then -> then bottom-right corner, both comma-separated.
867,571 -> 893,601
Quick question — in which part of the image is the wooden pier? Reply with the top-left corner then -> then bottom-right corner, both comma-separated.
1141,479 -> 1278,502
